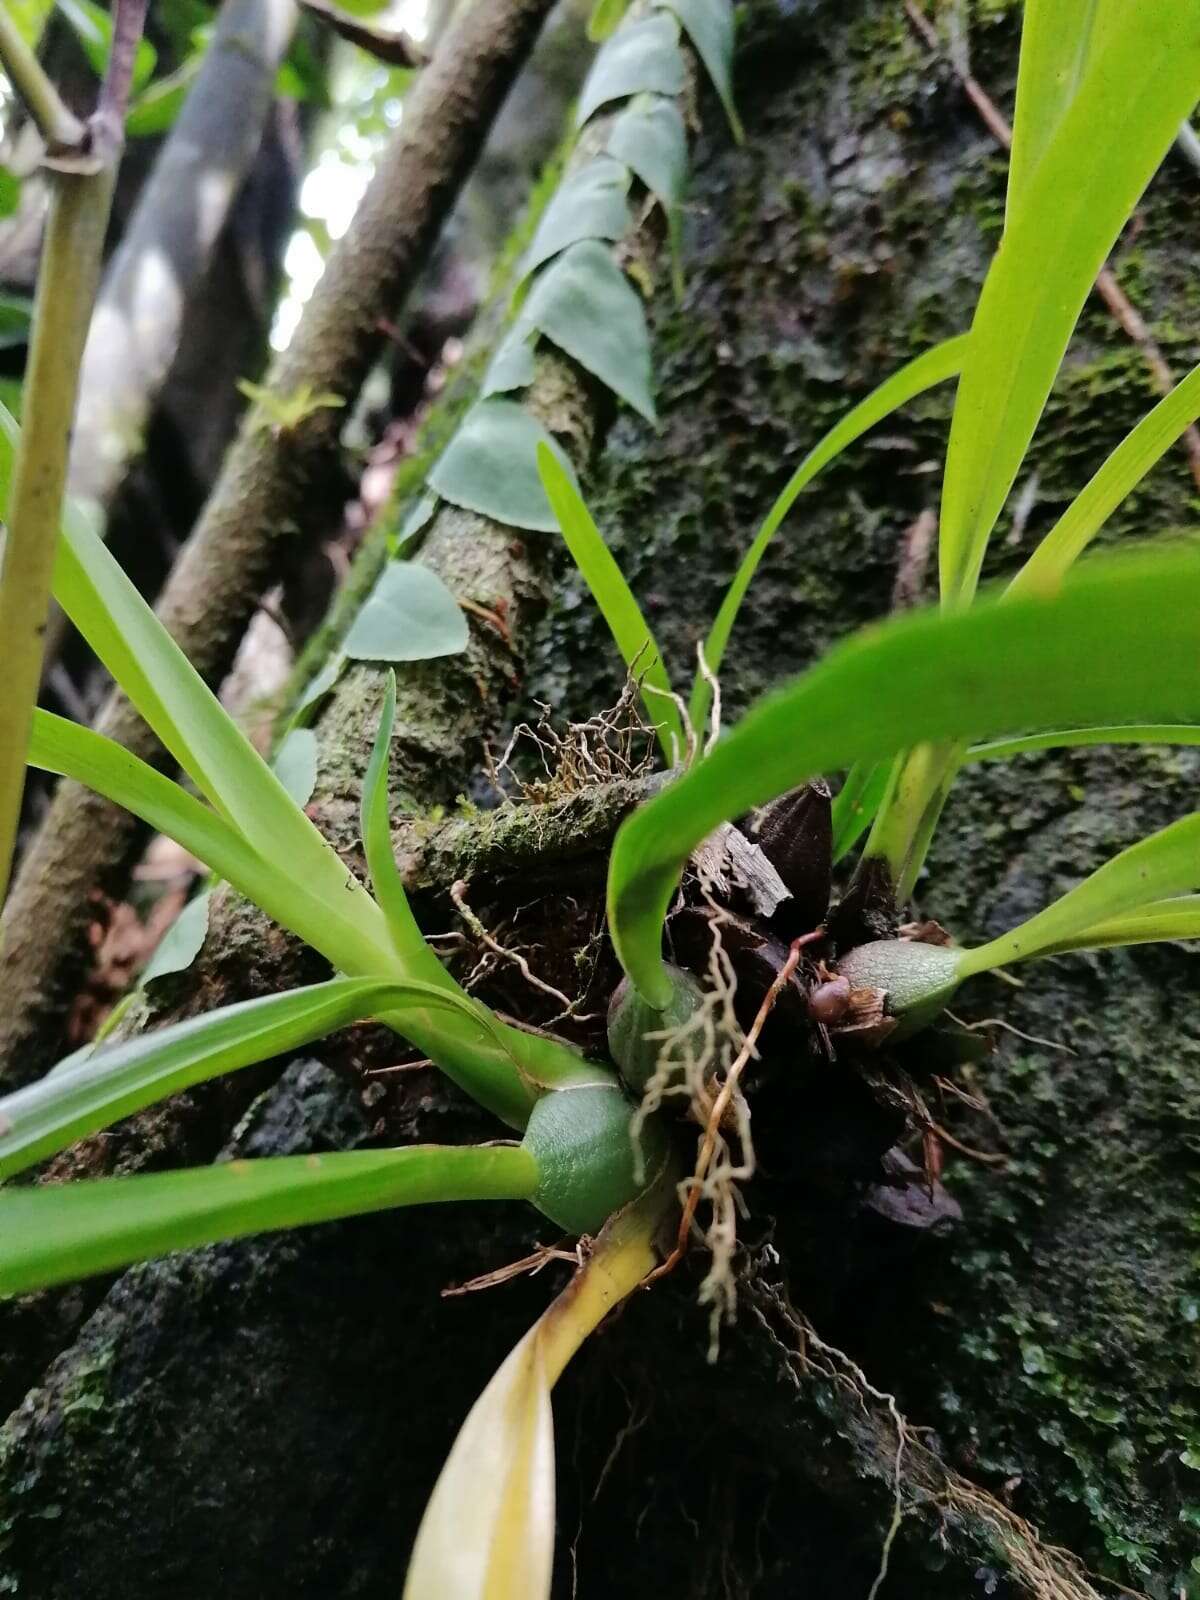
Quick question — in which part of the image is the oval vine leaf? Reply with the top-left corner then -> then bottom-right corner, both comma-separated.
271,727 -> 319,806
655,0 -> 742,143
395,488 -> 438,550
290,652 -> 344,726
521,157 -> 632,281
480,324 -> 538,398
140,889 -> 212,987
428,400 -> 580,533
608,94 -> 687,215
343,561 -> 469,662
608,93 -> 689,296
576,12 -> 684,126
522,242 -> 656,424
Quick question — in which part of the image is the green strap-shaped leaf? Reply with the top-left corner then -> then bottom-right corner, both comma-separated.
689,334 -> 968,731
522,240 -> 656,423
27,709 -> 392,980
0,1143 -> 539,1297
1006,0 -> 1108,218
28,684 -> 588,1133
654,0 -> 741,143
607,545 -> 1200,1005
361,672 -> 465,984
960,813 -> 1200,977
342,561 -> 469,662
537,443 -> 684,764
576,12 -> 684,126
1008,360 -> 1200,596
1030,894 -> 1200,956
428,400 -> 580,533
520,157 -> 632,281
48,450 -> 365,924
0,975 -> 504,1182
937,0 -> 1200,606
966,725 -> 1200,764
830,759 -> 893,864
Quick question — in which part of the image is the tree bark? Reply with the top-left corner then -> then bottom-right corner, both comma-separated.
2,2 -> 1198,1596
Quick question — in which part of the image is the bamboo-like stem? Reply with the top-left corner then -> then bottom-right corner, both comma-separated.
0,167 -> 117,908
0,8 -> 85,150
0,0 -> 150,910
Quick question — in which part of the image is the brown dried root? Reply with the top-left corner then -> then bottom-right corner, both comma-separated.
489,671 -> 661,803
747,1273 -> 1134,1600
631,905 -> 752,1357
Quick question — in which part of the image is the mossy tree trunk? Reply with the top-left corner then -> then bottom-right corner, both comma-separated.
2,3 -> 1198,1597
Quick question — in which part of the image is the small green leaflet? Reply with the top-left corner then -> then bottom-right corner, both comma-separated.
959,813 -> 1200,977
576,12 -> 684,126
0,171 -> 20,220
654,0 -> 742,143
0,292 -> 32,350
289,653 -> 344,727
521,158 -> 632,282
522,241 -> 656,424
342,562 -> 469,663
428,400 -> 580,533
125,55 -> 204,137
140,889 -> 213,987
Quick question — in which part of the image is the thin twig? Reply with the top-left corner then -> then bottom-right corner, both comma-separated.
92,0 -> 150,157
0,8 -> 85,150
903,0 -> 1200,492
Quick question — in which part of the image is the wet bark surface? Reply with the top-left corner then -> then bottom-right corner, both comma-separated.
3,2 -> 1199,1596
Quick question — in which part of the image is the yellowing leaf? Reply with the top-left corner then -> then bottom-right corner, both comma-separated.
404,1329 -> 554,1600
403,1190 -> 665,1599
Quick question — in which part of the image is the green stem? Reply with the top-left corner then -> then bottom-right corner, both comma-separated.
0,1143 -> 540,1298
0,9 -> 85,149
0,167 -> 116,907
